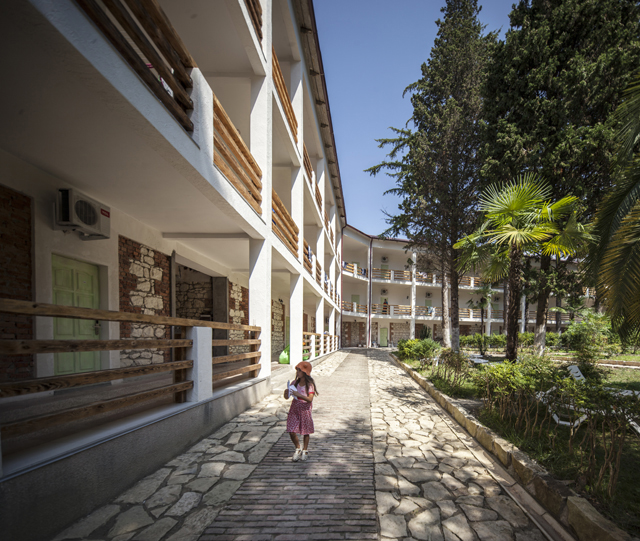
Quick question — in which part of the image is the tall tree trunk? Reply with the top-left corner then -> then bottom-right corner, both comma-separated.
503,279 -> 509,335
534,254 -> 551,356
506,246 -> 523,361
441,276 -> 451,348
450,261 -> 460,352
555,297 -> 562,332
480,309 -> 485,355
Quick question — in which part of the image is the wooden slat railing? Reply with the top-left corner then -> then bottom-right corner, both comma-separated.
0,299 -> 262,438
303,239 -> 313,274
415,306 -> 441,318
393,270 -> 411,281
272,47 -> 298,142
344,262 -> 355,274
303,333 -> 312,359
471,309 -> 482,319
314,183 -> 322,210
272,189 -> 299,258
244,0 -> 262,42
492,310 -> 504,320
372,268 -> 391,280
459,309 -> 472,319
303,143 -> 313,181
211,331 -> 261,385
459,276 -> 472,287
323,209 -> 330,230
416,272 -> 434,283
214,94 -> 263,214
316,260 -> 322,285
75,0 -> 195,132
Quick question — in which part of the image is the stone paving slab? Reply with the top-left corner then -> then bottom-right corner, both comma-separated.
50,350 -> 556,541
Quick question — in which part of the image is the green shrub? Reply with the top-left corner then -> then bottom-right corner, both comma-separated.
397,338 -> 441,365
487,333 -> 506,348
433,348 -> 470,391
518,332 -> 534,348
545,332 -> 560,347
561,311 -> 617,362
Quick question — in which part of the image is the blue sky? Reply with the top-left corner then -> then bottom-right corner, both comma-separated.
313,0 -> 515,236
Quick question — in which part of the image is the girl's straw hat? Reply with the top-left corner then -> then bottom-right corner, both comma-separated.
295,361 -> 312,376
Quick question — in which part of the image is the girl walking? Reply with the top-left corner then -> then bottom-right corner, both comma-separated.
284,361 -> 318,461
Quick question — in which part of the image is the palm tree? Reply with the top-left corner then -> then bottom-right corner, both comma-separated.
588,72 -> 640,335
455,174 -> 582,360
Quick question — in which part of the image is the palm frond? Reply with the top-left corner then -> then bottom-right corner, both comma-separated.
615,70 -> 640,161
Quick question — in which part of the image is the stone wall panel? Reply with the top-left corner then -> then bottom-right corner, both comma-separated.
0,184 -> 33,382
119,236 -> 170,367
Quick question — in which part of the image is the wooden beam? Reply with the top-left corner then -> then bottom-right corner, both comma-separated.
211,339 -> 260,347
0,360 -> 193,398
212,351 -> 261,365
0,299 -> 260,332
1,381 -> 193,438
0,339 -> 192,355
211,364 -> 259,383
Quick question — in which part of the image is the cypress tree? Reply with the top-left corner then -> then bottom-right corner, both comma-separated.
368,0 -> 495,350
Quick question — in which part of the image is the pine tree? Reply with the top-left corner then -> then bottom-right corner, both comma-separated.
482,0 -> 640,354
367,0 -> 495,350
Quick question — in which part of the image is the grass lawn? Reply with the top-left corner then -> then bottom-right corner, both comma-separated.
602,367 -> 640,392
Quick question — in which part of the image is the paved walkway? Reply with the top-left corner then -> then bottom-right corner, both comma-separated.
52,350 -> 555,541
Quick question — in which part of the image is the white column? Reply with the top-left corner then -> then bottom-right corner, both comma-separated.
185,326 -> 213,402
315,296 -> 324,355
328,308 -> 335,349
250,239 -> 272,378
486,302 -> 492,335
289,273 -> 304,364
366,241 -> 372,347
520,295 -> 526,333
250,76 -> 271,218
291,164 -> 304,260
410,252 -> 417,339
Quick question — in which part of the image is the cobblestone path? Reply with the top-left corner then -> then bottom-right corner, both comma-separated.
51,350 -> 553,541
367,349 -> 546,541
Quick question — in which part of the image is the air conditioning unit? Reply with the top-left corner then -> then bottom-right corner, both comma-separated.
494,297 -> 501,302
381,288 -> 388,295
55,189 -> 110,240
381,256 -> 389,263
426,292 -> 432,298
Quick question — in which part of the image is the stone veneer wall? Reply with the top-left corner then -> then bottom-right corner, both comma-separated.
176,268 -> 213,320
371,322 -> 378,344
390,322 -> 410,343
228,281 -> 249,354
341,322 -> 366,347
119,236 -> 170,367
0,185 -> 33,382
310,316 -> 316,334
271,300 -> 285,358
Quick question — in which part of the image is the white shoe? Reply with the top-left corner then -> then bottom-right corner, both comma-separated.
292,448 -> 302,462
301,450 -> 309,461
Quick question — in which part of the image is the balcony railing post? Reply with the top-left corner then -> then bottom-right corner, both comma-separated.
185,326 -> 213,402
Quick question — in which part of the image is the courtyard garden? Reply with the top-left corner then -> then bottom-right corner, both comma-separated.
395,314 -> 640,537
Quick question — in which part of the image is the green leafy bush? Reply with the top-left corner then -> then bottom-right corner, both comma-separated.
487,333 -> 506,348
545,332 -> 560,347
561,311 -> 618,362
397,338 -> 441,365
518,332 -> 534,348
473,355 -> 640,498
432,348 -> 471,391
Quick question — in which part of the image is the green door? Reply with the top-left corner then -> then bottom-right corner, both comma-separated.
52,255 -> 101,375
380,328 -> 388,347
